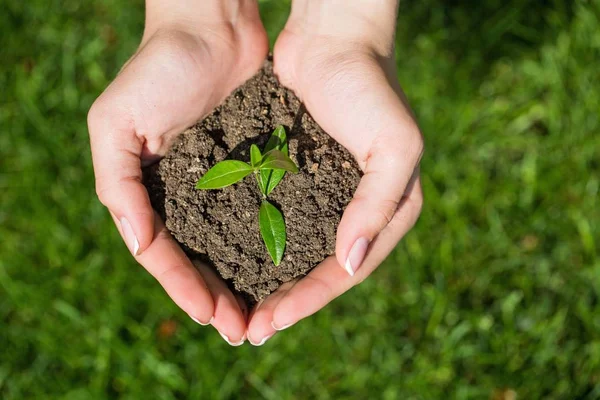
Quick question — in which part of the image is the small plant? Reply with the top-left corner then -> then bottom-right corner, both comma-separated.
195,126 -> 297,266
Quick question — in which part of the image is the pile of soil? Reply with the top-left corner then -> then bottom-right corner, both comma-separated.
144,60 -> 361,303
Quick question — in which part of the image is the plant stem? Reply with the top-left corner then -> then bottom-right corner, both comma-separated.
253,170 -> 267,199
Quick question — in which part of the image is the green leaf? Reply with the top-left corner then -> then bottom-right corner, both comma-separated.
259,201 -> 286,266
256,174 -> 267,196
250,144 -> 267,194
263,125 -> 288,155
195,160 -> 253,189
250,144 -> 262,168
259,149 -> 298,173
263,167 -> 286,196
261,126 -> 289,195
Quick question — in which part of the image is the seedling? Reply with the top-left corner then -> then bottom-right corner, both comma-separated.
195,126 -> 297,266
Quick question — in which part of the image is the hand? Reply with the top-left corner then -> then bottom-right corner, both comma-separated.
87,0 -> 268,345
247,0 -> 423,345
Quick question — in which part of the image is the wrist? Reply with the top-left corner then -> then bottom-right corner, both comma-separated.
142,0 -> 256,42
288,0 -> 399,56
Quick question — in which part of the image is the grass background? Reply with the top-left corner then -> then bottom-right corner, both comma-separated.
1,0 -> 599,398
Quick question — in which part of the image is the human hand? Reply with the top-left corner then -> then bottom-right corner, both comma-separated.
247,0 -> 423,345
87,0 -> 268,345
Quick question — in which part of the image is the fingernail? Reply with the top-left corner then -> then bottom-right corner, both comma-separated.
344,237 -> 370,276
219,331 -> 245,347
249,333 -> 274,346
271,321 -> 294,331
120,217 -> 140,256
190,315 -> 213,326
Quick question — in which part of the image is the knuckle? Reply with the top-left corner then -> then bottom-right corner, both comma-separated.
156,264 -> 184,286
94,181 -> 110,207
304,275 -> 335,304
87,99 -> 104,131
351,195 -> 398,229
411,132 -> 425,161
87,95 -> 120,135
411,126 -> 424,147
373,131 -> 424,168
375,200 -> 400,226
369,136 -> 407,169
413,192 -> 424,217
94,175 -> 146,211
94,175 -> 139,208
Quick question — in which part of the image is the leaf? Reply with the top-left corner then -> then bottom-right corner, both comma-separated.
250,144 -> 268,194
250,144 -> 267,194
263,125 -> 288,155
250,144 -> 262,168
259,201 -> 286,266
255,171 -> 268,196
263,167 -> 286,196
259,149 -> 298,173
261,126 -> 289,195
195,160 -> 253,189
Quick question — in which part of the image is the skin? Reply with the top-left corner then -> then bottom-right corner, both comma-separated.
88,0 -> 423,346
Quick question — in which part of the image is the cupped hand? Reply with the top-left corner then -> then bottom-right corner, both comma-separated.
88,4 -> 268,345
247,1 -> 423,345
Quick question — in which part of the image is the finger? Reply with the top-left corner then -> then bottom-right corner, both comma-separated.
88,101 -> 154,257
246,280 -> 298,346
192,261 -> 248,346
271,177 -> 423,330
111,211 -> 215,324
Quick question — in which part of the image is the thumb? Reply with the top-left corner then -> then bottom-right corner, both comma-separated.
336,131 -> 422,276
88,101 -> 154,256
323,72 -> 423,276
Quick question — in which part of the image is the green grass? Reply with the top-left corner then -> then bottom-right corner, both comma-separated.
1,0 -> 599,398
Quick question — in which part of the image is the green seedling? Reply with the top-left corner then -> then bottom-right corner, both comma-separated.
196,126 -> 297,266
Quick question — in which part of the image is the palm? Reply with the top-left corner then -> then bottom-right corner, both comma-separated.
104,30 -> 266,163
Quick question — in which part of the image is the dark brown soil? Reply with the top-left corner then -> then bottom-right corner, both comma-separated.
143,60 -> 361,303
